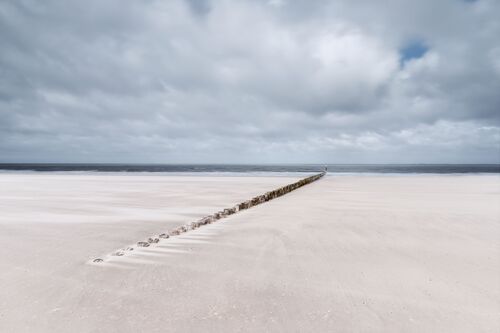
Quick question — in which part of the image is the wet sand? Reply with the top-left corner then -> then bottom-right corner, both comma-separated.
0,174 -> 498,332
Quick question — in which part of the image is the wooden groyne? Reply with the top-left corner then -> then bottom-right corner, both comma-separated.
92,171 -> 326,263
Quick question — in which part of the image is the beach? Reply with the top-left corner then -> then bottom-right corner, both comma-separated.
0,173 -> 498,332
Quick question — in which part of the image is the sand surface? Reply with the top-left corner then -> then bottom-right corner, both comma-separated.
0,174 -> 498,332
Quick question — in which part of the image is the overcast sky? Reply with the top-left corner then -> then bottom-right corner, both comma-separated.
0,0 -> 499,163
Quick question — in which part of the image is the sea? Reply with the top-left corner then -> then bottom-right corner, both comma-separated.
0,163 -> 498,175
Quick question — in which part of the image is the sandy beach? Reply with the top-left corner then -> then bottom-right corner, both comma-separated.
0,173 -> 498,332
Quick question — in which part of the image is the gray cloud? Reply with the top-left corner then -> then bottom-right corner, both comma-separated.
0,0 -> 499,163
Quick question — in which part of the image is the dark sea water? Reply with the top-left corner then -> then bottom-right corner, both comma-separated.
0,163 -> 498,174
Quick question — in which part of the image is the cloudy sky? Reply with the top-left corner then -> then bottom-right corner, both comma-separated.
1,0 -> 499,163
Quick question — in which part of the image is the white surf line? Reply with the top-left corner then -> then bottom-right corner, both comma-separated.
90,171 -> 326,264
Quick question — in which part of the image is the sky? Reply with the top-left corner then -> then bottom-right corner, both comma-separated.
0,0 -> 499,164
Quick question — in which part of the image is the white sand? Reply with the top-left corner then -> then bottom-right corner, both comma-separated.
0,174 -> 498,332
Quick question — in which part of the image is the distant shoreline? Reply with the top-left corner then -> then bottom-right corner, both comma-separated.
0,163 -> 498,174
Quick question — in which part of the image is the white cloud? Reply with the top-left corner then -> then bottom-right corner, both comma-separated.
0,0 -> 498,163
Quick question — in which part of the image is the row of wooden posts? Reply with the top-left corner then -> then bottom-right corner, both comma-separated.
93,171 -> 326,262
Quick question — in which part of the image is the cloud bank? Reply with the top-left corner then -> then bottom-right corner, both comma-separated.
0,0 -> 499,163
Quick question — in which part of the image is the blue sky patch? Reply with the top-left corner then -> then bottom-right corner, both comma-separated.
399,41 -> 429,65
